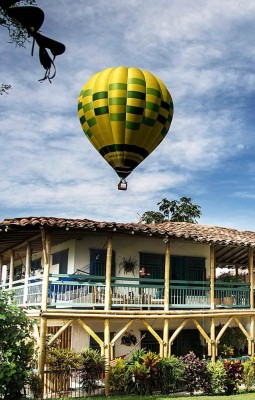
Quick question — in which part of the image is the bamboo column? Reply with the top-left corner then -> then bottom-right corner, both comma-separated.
38,230 -> 51,398
41,230 -> 51,311
104,236 -> 112,312
163,240 -> 170,357
23,242 -> 31,305
210,318 -> 216,363
104,318 -> 110,396
250,316 -> 255,356
163,319 -> 169,357
248,248 -> 254,309
38,317 -> 47,398
210,245 -> 215,309
9,249 -> 15,289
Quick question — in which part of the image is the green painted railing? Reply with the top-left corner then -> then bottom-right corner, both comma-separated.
0,275 -> 250,310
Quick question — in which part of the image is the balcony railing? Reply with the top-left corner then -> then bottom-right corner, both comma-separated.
0,274 -> 250,310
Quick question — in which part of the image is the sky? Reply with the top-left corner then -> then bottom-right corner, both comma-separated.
1,0 -> 255,231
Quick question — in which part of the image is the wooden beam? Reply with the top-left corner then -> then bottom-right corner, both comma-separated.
38,316 -> 47,398
216,317 -> 234,342
210,318 -> 216,362
233,316 -> 251,340
249,248 -> 254,309
250,316 -> 254,356
163,319 -> 169,357
77,318 -> 104,348
169,320 -> 188,357
104,319 -> 110,396
105,236 -> 112,312
210,245 -> 215,309
191,319 -> 211,343
41,230 -> 51,311
110,320 -> 134,345
141,319 -> 164,357
9,249 -> 14,289
47,320 -> 73,346
23,242 -> 31,305
164,241 -> 170,312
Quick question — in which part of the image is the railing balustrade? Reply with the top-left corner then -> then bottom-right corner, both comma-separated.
0,274 -> 251,310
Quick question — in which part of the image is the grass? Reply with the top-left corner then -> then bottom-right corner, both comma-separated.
60,392 -> 255,400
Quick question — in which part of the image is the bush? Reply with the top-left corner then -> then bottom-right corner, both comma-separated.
157,355 -> 185,394
0,291 -> 35,400
206,360 -> 227,395
125,350 -> 161,395
80,349 -> 106,394
47,347 -> 82,375
108,358 -> 126,394
223,359 -> 243,395
180,351 -> 208,394
243,357 -> 255,391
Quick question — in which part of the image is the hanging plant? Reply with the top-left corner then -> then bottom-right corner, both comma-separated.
119,256 -> 138,276
121,331 -> 137,346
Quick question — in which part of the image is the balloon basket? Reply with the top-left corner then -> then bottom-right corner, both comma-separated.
118,179 -> 127,190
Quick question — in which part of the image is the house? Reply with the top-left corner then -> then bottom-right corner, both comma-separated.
0,216 -> 254,388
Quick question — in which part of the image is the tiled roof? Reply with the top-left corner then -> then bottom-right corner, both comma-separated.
1,216 -> 255,248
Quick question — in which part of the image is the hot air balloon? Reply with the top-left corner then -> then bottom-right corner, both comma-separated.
77,66 -> 174,190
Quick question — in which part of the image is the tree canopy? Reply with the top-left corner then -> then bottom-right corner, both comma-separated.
140,197 -> 202,224
0,291 -> 35,399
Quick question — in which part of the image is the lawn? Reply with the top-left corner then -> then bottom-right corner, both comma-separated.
60,393 -> 255,400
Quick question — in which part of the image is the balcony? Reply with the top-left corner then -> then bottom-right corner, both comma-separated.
1,274 -> 251,310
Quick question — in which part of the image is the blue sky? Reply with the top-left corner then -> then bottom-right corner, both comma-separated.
1,0 -> 255,230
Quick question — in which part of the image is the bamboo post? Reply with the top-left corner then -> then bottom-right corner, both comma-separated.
38,316 -> 47,399
104,318 -> 110,396
250,316 -> 255,356
163,319 -> 169,357
248,248 -> 254,309
210,318 -> 216,363
104,236 -> 112,312
164,240 -> 170,312
41,230 -> 51,312
210,245 -> 215,309
23,242 -> 31,305
9,249 -> 14,289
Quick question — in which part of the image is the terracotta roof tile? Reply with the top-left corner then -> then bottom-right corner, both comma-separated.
1,216 -> 255,248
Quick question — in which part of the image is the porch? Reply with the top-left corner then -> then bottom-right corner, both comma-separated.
6,274 -> 250,310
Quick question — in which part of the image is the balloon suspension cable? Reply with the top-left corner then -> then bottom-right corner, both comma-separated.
118,178 -> 127,191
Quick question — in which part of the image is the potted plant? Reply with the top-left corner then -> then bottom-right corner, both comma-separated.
121,331 -> 137,346
119,256 -> 138,276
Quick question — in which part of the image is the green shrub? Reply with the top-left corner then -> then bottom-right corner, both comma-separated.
80,348 -> 106,394
47,347 -> 82,374
108,357 -> 127,394
206,360 -> 226,395
125,350 -> 160,395
157,355 -> 185,394
0,291 -> 35,400
242,357 -> 255,392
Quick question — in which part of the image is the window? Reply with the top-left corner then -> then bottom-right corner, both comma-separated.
171,256 -> 206,281
139,253 -> 164,279
89,249 -> 115,276
52,249 -> 69,274
139,253 -> 206,281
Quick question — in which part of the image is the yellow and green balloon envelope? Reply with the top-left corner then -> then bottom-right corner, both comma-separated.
78,66 -> 174,186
